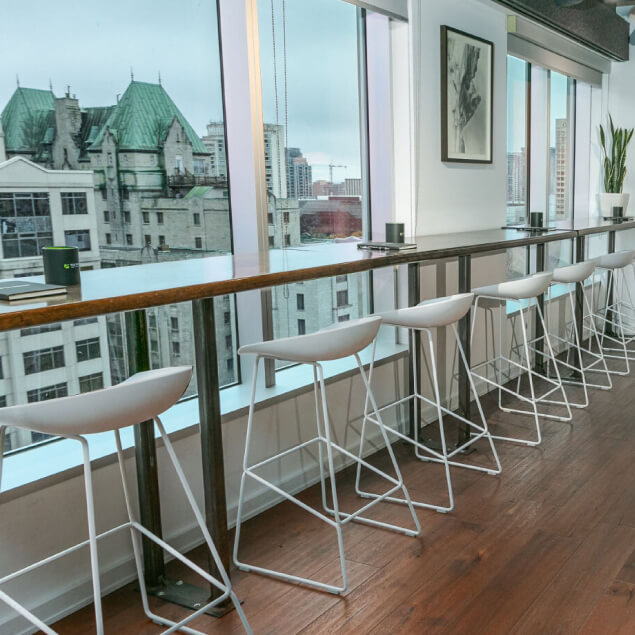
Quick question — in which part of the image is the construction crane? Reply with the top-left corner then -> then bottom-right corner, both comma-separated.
313,163 -> 348,183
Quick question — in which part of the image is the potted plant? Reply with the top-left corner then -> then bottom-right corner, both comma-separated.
599,115 -> 634,217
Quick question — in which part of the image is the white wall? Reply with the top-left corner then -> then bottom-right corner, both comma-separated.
607,51 -> 635,252
409,0 -> 508,235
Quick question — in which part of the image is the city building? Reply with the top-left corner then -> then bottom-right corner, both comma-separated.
0,82 -> 238,391
0,155 -> 108,450
201,122 -> 228,178
344,177 -> 362,196
299,196 -> 363,238
286,147 -> 313,199
554,118 -> 570,219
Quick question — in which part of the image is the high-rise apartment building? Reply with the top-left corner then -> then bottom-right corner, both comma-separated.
554,119 -> 570,219
286,148 -> 313,199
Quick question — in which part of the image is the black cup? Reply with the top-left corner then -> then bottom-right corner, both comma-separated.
42,246 -> 81,286
530,212 -> 544,229
612,206 -> 624,219
386,222 -> 405,243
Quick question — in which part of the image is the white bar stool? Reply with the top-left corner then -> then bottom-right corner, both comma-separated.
233,316 -> 421,595
471,272 -> 572,446
592,250 -> 635,374
0,366 -> 251,635
541,261 -> 612,408
356,293 -> 501,514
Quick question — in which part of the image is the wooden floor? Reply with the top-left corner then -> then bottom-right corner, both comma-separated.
54,370 -> 635,634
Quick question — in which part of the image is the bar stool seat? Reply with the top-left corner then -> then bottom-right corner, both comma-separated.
0,367 -> 251,635
551,261 -> 595,284
472,272 -> 553,301
234,316 -> 420,595
378,293 -> 474,329
238,317 -> 383,362
357,292 -> 501,514
594,250 -> 635,270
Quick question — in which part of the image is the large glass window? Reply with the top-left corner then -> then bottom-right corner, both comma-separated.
0,0 -> 237,455
0,193 -> 53,258
506,56 -> 529,225
259,0 -> 365,247
548,71 -> 575,224
259,0 -> 370,358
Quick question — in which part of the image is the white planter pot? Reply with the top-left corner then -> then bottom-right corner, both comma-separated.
598,192 -> 630,217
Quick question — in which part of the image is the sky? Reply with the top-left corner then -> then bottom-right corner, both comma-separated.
0,0 -> 362,184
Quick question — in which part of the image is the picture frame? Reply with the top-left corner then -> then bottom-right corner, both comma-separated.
440,25 -> 494,164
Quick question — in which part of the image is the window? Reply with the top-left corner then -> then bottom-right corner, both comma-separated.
101,189 -> 107,201
158,235 -> 166,246
296,293 -> 305,311
61,192 -> 88,215
260,0 -> 365,245
144,234 -> 151,245
337,289 -> 349,307
172,341 -> 180,356
0,193 -> 52,258
224,311 -> 230,325
225,334 -> 232,348
124,211 -> 131,223
297,319 -> 306,335
79,372 -> 104,393
338,314 -> 350,322
73,317 -> 98,326
76,337 -> 101,362
126,234 -> 133,245
268,236 -> 275,247
548,71 -> 575,224
268,212 -> 273,225
21,324 -> 62,336
171,317 -> 179,330
0,358 -> 3,379
122,188 -> 129,200
506,56 -> 529,226
27,382 -> 68,403
157,212 -> 164,225
23,346 -> 65,375
104,210 -> 110,223
193,158 -> 206,175
226,358 -> 234,372
105,233 -> 111,245
143,212 -> 150,224
193,213 -> 201,226
336,275 -> 347,283
195,237 -> 202,249
65,229 -> 91,251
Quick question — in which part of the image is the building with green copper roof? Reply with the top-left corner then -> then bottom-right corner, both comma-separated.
1,87 -> 56,156
88,81 -> 207,154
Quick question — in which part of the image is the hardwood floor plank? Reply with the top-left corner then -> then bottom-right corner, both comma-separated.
579,580 -> 635,635
510,522 -> 635,634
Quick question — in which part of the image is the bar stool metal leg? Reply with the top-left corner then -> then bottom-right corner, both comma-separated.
356,323 -> 501,514
233,346 -> 420,596
115,425 -> 251,635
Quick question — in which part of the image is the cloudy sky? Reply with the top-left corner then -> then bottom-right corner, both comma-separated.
0,0 -> 362,183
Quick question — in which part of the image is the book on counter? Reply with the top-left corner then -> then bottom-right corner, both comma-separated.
0,280 -> 67,301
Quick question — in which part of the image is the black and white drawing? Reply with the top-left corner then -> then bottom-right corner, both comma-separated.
441,26 -> 493,163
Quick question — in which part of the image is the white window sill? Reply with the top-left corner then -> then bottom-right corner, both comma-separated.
0,338 -> 407,500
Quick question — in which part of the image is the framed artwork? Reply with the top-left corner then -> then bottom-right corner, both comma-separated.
440,25 -> 494,164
